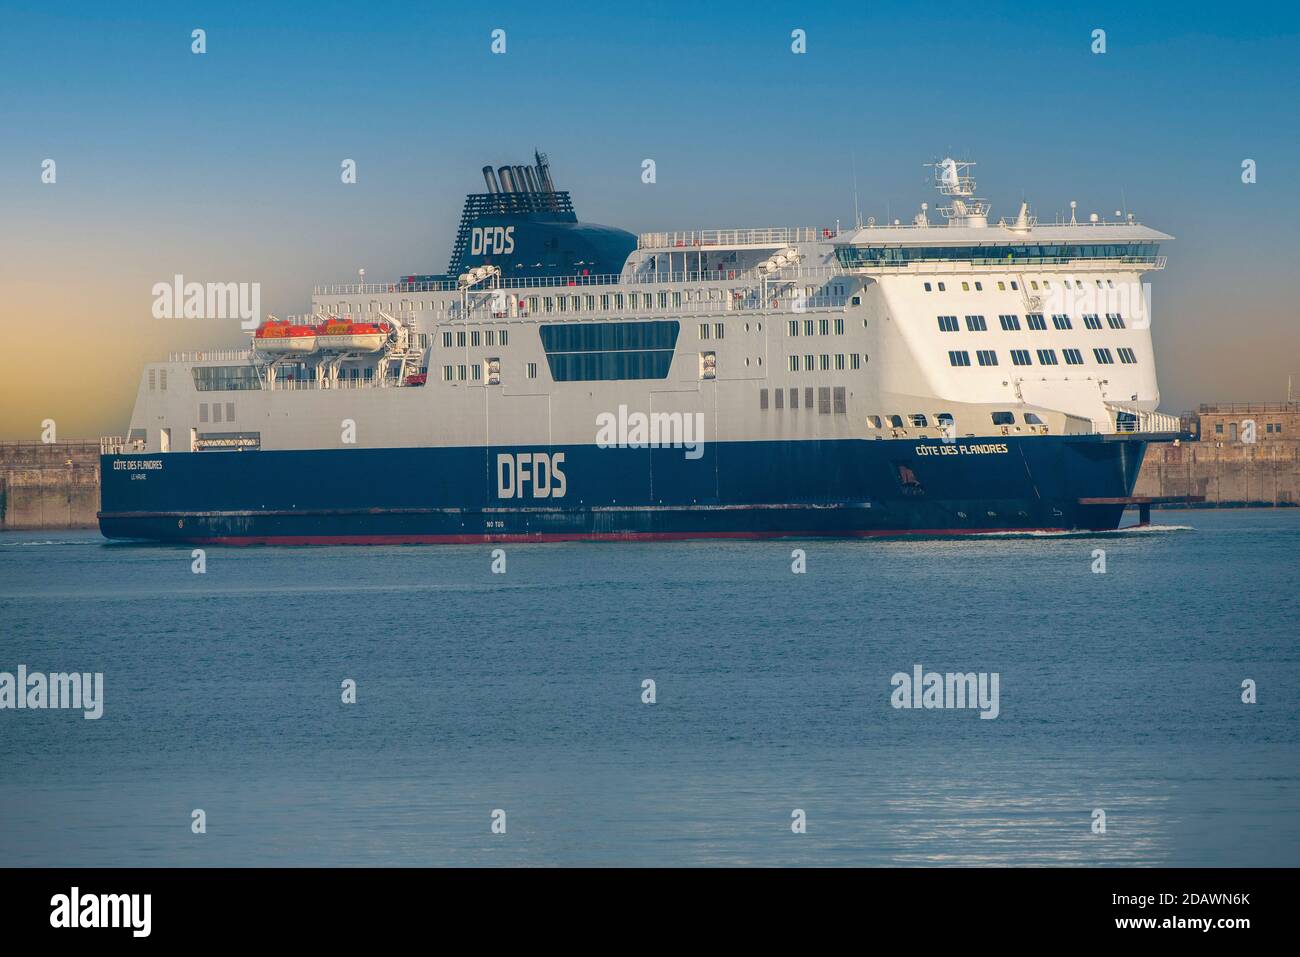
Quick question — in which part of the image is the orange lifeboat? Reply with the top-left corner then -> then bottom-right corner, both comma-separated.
254,319 -> 318,354
315,318 -> 388,353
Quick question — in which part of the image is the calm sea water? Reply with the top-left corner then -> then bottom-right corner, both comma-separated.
1,510 -> 1296,867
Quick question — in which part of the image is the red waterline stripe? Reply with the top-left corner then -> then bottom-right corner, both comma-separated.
178,527 -> 1071,546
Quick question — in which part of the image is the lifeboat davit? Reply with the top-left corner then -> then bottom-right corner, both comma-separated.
315,319 -> 388,353
254,320 -> 318,354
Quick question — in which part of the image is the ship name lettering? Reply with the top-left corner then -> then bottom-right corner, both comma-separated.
915,443 -> 1008,456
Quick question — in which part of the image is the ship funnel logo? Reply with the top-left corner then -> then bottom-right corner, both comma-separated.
151,274 -> 262,331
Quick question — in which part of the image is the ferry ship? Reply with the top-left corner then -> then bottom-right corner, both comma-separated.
99,152 -> 1181,544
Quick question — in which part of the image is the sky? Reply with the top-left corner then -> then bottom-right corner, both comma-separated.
1,0 -> 1298,439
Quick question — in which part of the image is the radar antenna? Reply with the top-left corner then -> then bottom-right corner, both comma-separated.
924,157 -> 990,227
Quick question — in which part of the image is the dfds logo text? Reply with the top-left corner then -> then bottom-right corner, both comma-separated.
471,225 -> 515,256
496,452 -> 566,499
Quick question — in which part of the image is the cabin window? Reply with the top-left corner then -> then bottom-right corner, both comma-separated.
1011,349 -> 1032,366
1024,413 -> 1045,424
965,314 -> 987,331
991,412 -> 1015,425
976,350 -> 998,367
910,413 -> 928,427
888,414 -> 904,429
1063,348 -> 1084,365
999,314 -> 1020,331
539,320 -> 679,382
868,414 -> 882,428
948,350 -> 971,367
1093,348 -> 1115,365
192,366 -> 261,391
937,315 -> 959,332
1036,349 -> 1058,365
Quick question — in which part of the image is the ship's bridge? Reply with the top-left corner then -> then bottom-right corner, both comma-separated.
833,221 -> 1171,270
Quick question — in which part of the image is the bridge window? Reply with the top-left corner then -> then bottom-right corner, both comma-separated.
835,241 -> 1160,268
539,321 -> 679,381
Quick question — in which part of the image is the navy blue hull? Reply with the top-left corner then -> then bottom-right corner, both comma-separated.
98,435 -> 1152,544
